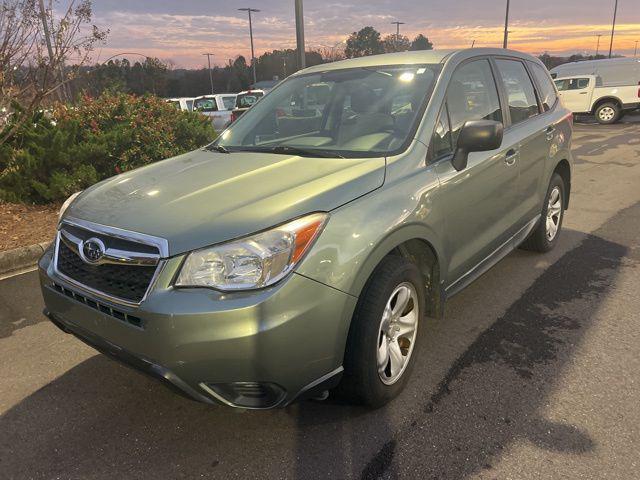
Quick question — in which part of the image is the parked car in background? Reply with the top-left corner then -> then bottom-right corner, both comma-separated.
193,94 -> 237,131
166,97 -> 195,112
550,58 -> 640,124
230,89 -> 265,123
42,48 -> 572,409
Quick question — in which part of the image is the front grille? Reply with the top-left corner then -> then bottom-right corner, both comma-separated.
56,240 -> 157,303
52,282 -> 143,328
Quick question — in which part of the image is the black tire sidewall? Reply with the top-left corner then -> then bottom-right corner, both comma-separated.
595,102 -> 620,124
342,256 -> 426,407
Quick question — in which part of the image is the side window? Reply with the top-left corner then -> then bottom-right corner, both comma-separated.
495,59 -> 540,125
529,62 -> 558,111
568,78 -> 590,90
446,59 -> 502,147
554,79 -> 568,91
430,104 -> 453,159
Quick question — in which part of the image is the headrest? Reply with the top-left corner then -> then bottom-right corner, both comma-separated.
350,87 -> 377,113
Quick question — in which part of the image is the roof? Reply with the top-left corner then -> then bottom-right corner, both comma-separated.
296,48 -> 540,75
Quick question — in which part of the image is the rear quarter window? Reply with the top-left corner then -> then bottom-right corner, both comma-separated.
528,62 -> 558,111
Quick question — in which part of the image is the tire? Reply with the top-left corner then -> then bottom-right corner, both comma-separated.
594,102 -> 621,124
338,256 -> 425,407
520,173 -> 565,253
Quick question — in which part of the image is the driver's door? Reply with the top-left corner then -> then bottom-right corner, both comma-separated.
555,76 -> 594,112
431,59 -> 519,289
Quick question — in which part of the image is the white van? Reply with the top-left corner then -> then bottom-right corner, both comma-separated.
550,58 -> 640,124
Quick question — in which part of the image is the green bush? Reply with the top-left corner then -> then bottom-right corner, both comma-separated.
0,93 -> 216,203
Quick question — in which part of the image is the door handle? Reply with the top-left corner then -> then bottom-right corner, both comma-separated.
504,149 -> 518,166
544,126 -> 556,141
579,91 -> 588,95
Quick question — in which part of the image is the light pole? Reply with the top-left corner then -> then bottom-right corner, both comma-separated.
595,34 -> 602,56
503,0 -> 510,48
635,40 -> 638,58
391,21 -> 405,50
295,0 -> 305,70
202,53 -> 214,94
608,0 -> 618,58
238,7 -> 260,85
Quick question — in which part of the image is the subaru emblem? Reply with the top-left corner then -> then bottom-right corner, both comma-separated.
80,237 -> 105,264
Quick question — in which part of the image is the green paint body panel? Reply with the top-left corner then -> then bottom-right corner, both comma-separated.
40,48 -> 573,407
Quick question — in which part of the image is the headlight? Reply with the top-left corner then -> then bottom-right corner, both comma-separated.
58,191 -> 82,220
175,213 -> 328,291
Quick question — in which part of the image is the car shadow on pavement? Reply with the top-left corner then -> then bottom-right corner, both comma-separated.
0,203 -> 637,479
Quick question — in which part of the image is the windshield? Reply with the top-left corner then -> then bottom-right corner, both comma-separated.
215,65 -> 440,158
236,92 -> 264,108
194,98 -> 217,112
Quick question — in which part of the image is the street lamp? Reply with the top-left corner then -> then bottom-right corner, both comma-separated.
202,53 -> 214,95
503,0 -> 510,49
238,7 -> 260,85
608,0 -> 618,58
391,21 -> 405,50
295,0 -> 306,70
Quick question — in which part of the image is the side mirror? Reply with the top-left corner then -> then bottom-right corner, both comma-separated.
451,120 -> 504,171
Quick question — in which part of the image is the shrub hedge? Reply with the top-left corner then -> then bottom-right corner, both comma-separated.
0,93 -> 216,203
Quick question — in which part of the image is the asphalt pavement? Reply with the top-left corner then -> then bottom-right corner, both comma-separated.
1,115 -> 639,479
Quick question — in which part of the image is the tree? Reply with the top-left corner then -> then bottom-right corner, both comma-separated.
0,0 -> 107,146
410,34 -> 434,51
382,34 -> 411,53
345,26 -> 384,58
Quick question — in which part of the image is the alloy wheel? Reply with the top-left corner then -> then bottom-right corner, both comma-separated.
377,282 -> 419,385
599,106 -> 615,122
546,186 -> 562,241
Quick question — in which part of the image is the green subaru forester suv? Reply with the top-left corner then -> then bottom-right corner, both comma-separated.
40,48 -> 572,409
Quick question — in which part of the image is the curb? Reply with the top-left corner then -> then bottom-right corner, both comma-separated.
0,242 -> 51,277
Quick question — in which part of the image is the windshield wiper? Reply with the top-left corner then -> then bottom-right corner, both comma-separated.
205,144 -> 230,154
265,145 -> 345,159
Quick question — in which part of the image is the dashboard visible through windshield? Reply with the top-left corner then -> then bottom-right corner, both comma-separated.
214,64 -> 440,158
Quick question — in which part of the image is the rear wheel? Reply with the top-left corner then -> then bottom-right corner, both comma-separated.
520,173 -> 565,253
339,256 -> 425,407
595,102 -> 621,124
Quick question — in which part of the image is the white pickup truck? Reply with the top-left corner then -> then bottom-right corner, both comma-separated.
551,58 -> 640,124
193,94 -> 237,131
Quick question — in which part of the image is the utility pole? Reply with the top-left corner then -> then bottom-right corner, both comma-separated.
391,21 -> 405,50
608,0 -> 618,58
38,0 -> 65,101
503,0 -> 510,49
635,40 -> 638,58
595,34 -> 602,56
239,7 -> 260,85
295,0 -> 306,70
202,53 -> 214,94
471,39 -> 476,48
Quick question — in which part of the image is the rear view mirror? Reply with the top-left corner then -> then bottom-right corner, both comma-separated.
451,120 -> 503,171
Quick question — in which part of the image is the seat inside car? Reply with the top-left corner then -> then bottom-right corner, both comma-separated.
338,87 -> 395,150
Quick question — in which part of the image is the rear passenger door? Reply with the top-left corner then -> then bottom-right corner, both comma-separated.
432,58 -> 520,288
493,58 -> 549,224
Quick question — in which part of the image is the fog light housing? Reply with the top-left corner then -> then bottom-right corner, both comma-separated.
200,381 -> 286,409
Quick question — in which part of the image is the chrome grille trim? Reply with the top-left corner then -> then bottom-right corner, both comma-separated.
53,218 -> 169,307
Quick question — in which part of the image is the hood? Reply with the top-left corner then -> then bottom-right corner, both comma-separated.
66,149 -> 385,256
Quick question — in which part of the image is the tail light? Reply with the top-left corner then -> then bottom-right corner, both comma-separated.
230,111 -> 238,123
637,81 -> 640,98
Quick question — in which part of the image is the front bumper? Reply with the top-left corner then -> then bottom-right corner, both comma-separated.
39,248 -> 356,408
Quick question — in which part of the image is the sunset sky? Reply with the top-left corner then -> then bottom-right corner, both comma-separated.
89,0 -> 640,68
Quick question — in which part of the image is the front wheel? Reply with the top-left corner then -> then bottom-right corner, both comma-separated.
520,173 -> 565,253
595,102 -> 621,124
338,256 -> 425,407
